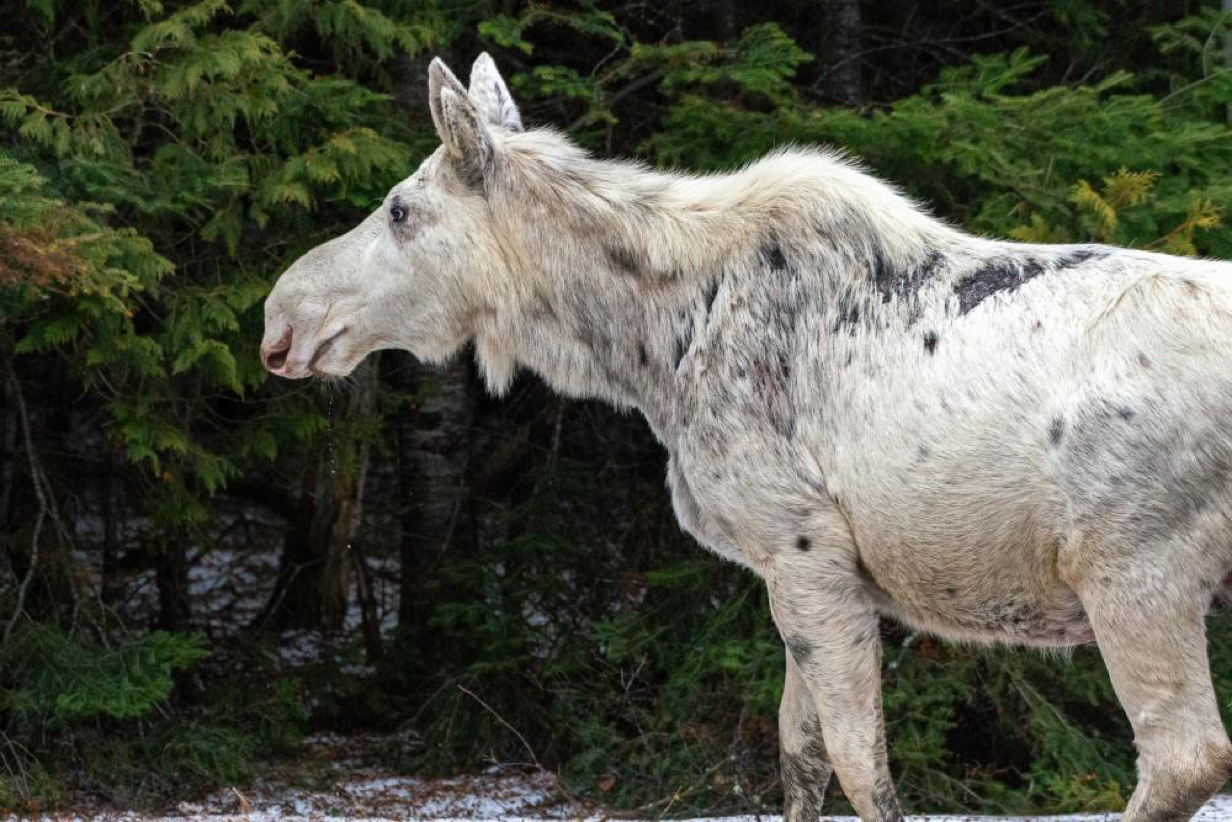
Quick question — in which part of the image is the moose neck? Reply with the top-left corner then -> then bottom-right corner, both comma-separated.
474,255 -> 697,439
471,139 -> 954,439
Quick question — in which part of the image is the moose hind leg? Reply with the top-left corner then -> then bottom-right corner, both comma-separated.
780,653 -> 832,822
1077,558 -> 1232,821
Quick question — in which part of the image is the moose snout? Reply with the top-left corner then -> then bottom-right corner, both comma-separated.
261,325 -> 293,373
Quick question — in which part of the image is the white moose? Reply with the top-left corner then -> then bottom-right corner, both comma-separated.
263,54 -> 1232,822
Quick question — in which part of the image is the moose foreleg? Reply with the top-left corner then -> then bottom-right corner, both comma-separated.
769,550 -> 902,822
779,652 -> 833,822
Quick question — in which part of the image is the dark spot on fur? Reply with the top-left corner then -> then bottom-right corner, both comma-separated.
576,322 -> 596,351
796,536 -> 811,552
874,250 -> 945,305
917,444 -> 931,459
702,276 -> 720,316
1062,394 -> 1232,548
773,299 -> 800,346
1032,320 -> 1043,333
529,290 -> 558,323
872,250 -> 896,301
637,342 -> 649,367
833,301 -> 861,333
945,586 -> 958,597
761,235 -> 788,270
955,255 -> 1048,315
777,350 -> 791,382
1138,351 -> 1152,369
780,728 -> 830,821
872,779 -> 903,822
749,348 -> 797,441
1116,405 -> 1136,422
916,250 -> 946,278
785,634 -> 813,666
1055,245 -> 1109,269
673,314 -> 693,369
923,330 -> 939,354
606,243 -> 640,276
1049,417 -> 1065,446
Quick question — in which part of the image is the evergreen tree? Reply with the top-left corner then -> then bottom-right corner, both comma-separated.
1,0 -> 1231,813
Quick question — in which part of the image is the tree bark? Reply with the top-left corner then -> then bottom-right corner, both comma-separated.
320,359 -> 378,632
258,445 -> 322,630
0,363 -> 79,628
352,543 -> 383,663
349,364 -> 383,661
100,461 -> 119,607
259,362 -> 376,632
154,535 -> 191,631
817,0 -> 863,106
1224,0 -> 1231,128
715,0 -> 738,41
0,381 -> 15,536
395,353 -> 477,627
393,51 -> 433,113
317,465 -> 356,633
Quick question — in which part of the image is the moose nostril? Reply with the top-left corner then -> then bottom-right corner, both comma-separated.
262,326 -> 292,371
265,347 -> 288,370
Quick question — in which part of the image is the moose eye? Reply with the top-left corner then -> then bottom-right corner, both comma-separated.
390,203 -> 408,224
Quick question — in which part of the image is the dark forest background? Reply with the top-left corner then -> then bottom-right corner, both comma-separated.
3,0 -> 1232,815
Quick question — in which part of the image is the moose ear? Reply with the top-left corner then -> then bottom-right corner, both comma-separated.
468,53 -> 522,132
427,57 -> 469,139
428,58 -> 495,184
437,86 -> 494,184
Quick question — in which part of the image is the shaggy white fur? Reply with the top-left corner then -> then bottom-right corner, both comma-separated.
263,54 -> 1232,822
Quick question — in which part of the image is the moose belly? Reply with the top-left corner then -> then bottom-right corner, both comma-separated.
672,447 -> 1094,648
850,509 -> 1096,648
862,563 -> 1096,647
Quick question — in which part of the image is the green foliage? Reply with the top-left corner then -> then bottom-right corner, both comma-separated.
0,622 -> 310,810
0,625 -> 207,724
1,0 -> 421,545
379,457 -> 785,813
640,46 -> 1232,260
0,0 -> 421,805
6,0 -> 1232,816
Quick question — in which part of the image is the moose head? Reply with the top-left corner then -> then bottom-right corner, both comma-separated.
261,54 -> 524,379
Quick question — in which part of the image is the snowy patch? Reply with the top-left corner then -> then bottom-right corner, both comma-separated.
9,792 -> 1232,820
7,760 -> 1232,822
12,733 -> 1225,822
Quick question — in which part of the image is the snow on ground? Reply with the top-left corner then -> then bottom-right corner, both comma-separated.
9,793 -> 1232,821
7,733 -> 1232,821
